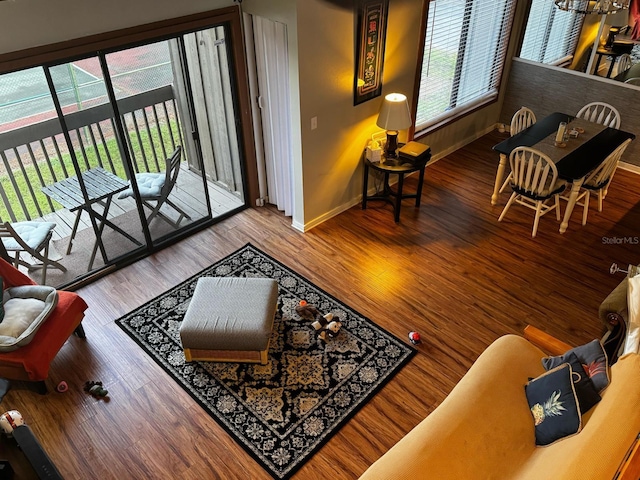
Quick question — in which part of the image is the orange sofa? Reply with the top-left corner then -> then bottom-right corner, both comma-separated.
360,329 -> 640,480
0,258 -> 88,393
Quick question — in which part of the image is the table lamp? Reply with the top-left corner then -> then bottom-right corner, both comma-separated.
376,93 -> 412,162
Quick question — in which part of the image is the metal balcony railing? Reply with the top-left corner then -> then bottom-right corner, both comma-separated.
0,85 -> 183,223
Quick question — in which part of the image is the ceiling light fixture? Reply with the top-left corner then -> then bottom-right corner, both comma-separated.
553,0 -> 630,15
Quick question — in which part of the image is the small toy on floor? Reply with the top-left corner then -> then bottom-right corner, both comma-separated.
318,320 -> 342,342
295,300 -> 320,320
312,312 -> 343,342
408,331 -> 421,345
84,381 -> 109,399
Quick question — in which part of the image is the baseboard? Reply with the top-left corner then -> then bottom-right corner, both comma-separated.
298,123 -> 497,231
299,197 -> 363,232
619,162 -> 640,175
291,218 -> 305,232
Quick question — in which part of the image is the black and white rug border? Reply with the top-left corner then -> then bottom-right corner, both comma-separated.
116,243 -> 416,479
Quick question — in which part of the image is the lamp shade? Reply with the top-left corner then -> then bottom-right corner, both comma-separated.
376,93 -> 412,131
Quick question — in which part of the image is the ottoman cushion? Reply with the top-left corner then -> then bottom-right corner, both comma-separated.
180,277 -> 278,352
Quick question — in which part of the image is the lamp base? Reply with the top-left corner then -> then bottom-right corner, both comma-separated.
384,130 -> 399,158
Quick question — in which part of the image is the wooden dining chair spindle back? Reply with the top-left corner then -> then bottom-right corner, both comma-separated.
509,106 -> 537,136
498,147 -> 566,238
499,107 -> 537,194
571,138 -> 632,225
576,102 -> 621,129
617,54 -> 632,75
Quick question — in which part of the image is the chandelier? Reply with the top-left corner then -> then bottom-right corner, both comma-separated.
554,0 -> 631,14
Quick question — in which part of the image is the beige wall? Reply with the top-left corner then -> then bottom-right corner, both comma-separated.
0,0 -> 534,230
292,0 -> 516,228
501,58 -> 640,168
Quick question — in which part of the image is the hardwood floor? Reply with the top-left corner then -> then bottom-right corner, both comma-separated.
3,130 -> 640,479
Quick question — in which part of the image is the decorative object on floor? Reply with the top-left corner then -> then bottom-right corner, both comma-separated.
83,380 -> 109,399
116,243 -> 415,479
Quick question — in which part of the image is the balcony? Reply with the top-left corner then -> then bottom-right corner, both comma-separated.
0,85 -> 243,287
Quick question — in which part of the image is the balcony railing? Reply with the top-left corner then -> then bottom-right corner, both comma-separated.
0,85 -> 183,223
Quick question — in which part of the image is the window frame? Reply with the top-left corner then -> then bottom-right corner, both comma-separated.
518,0 -> 584,67
411,0 -> 518,137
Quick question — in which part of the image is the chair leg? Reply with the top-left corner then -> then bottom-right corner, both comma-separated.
165,199 -> 191,221
498,193 -> 517,222
555,195 -> 561,221
34,380 -> 47,395
74,323 -> 86,339
582,191 -> 591,226
144,198 -> 191,229
598,190 -> 604,212
499,172 -> 512,193
532,202 -> 543,238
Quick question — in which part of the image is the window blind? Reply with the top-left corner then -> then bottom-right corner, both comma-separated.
520,0 -> 583,65
416,0 -> 516,131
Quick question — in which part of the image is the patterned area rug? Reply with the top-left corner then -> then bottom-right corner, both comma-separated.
116,243 -> 415,479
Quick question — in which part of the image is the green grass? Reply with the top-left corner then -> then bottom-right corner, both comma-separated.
0,119 -> 182,222
416,48 -> 459,123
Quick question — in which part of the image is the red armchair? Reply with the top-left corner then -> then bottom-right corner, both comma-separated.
0,258 -> 88,393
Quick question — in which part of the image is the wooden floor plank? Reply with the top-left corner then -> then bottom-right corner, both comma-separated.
2,130 -> 639,478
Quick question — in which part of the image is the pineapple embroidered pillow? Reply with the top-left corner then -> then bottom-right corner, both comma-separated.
542,339 -> 610,392
525,363 -> 582,446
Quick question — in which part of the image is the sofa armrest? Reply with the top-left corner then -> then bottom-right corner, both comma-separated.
599,277 -> 629,330
523,325 -> 572,356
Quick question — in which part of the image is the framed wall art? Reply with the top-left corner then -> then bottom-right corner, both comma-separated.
354,0 -> 389,106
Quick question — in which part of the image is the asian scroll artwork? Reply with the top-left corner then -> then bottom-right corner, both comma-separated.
354,0 -> 389,105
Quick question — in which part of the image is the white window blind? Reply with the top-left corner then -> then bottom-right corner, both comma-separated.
416,0 -> 516,131
520,0 -> 583,65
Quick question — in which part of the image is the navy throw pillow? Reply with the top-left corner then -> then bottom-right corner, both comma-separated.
542,339 -> 610,392
525,363 -> 582,446
563,351 -> 601,414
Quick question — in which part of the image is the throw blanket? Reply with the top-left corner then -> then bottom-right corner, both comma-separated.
625,270 -> 640,354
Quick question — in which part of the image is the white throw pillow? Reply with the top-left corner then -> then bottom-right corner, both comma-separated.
625,273 -> 640,355
0,298 -> 46,338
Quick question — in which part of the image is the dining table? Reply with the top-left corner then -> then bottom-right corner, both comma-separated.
492,112 -> 635,234
42,167 -> 142,271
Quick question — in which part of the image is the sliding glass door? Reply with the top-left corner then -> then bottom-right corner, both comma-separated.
44,57 -> 146,276
105,40 -> 209,244
0,18 -> 248,287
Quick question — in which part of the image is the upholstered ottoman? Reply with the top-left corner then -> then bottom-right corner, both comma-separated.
179,277 -> 278,365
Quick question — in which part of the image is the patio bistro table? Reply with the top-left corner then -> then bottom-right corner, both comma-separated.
42,167 -> 142,271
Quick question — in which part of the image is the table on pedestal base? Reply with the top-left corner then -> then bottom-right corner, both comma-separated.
362,156 -> 428,223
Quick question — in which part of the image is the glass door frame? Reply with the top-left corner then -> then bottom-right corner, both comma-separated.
0,8 -> 257,289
